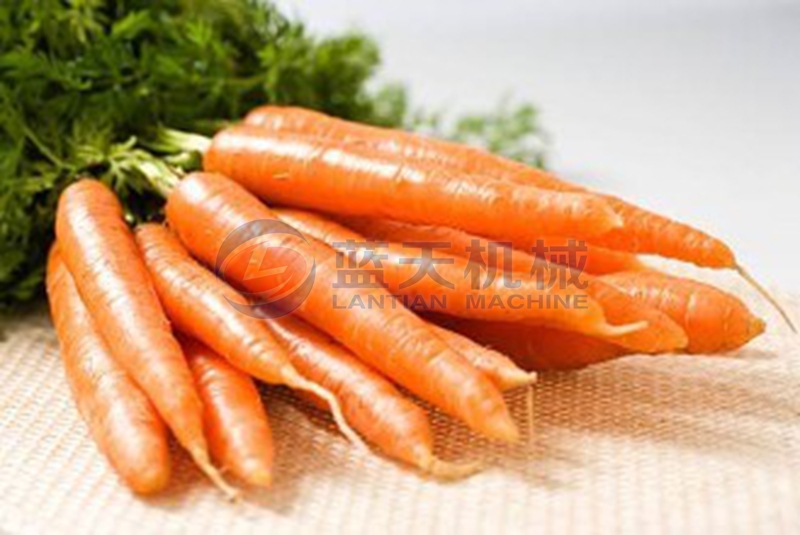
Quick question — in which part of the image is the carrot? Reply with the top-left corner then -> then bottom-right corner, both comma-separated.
242,106 -> 724,265
180,335 -> 274,487
330,214 -> 687,353
197,124 -> 621,241
264,315 -> 479,477
54,179 -> 235,499
46,246 -> 171,494
273,207 -> 651,341
244,106 -> 794,331
432,317 -> 630,371
426,322 -> 535,391
340,217 -> 645,275
162,171 -> 518,442
602,271 -> 766,353
134,223 -> 363,448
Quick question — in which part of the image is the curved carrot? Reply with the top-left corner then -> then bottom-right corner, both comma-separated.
340,217 -> 645,275
434,317 -> 630,371
180,335 -> 274,488
273,208 -> 650,341
202,124 -> 620,240
164,172 -> 518,442
46,246 -> 171,494
265,315 -> 479,478
244,106 -> 793,330
54,179 -> 234,498
134,223 -> 363,448
602,271 -> 766,353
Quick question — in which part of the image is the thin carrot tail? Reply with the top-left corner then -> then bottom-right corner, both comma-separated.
735,265 -> 797,333
281,367 -> 369,451
525,383 -> 535,449
189,447 -> 240,501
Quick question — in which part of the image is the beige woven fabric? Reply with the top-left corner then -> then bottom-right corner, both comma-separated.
1,270 -> 799,535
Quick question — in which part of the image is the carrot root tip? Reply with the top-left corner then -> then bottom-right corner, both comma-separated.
282,367 -> 369,452
597,320 -> 649,338
418,455 -> 484,480
191,449 -> 240,501
735,265 -> 797,333
499,369 -> 538,391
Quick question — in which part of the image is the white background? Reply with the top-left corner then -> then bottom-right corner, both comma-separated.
279,0 -> 800,290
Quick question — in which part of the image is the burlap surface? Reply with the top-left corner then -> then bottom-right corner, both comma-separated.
1,268 -> 798,535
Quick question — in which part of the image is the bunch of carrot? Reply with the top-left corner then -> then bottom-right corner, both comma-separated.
46,105 -> 788,497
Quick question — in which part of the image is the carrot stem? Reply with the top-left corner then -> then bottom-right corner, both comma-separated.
155,127 -> 212,155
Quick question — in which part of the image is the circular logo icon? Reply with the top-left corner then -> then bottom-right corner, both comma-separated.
214,219 -> 316,318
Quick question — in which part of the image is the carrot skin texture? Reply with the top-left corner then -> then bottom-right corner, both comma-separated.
181,335 -> 274,488
269,212 -> 534,390
434,317 -> 630,372
165,172 -> 518,442
245,106 -> 733,267
264,315 -> 438,469
602,271 -> 766,353
54,179 -> 215,481
136,223 -> 363,448
204,124 -> 620,240
46,246 -> 171,495
274,208 -> 671,347
341,217 -> 645,275
426,322 -> 535,390
135,223 -> 292,385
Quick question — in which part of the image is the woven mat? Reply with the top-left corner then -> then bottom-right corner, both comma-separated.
1,267 -> 799,535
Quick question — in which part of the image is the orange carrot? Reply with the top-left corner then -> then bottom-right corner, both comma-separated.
242,106 -> 723,265
432,317 -> 630,371
426,322 -> 535,391
340,217 -> 645,275
273,208 -> 653,342
163,172 -> 518,442
265,315 -> 479,477
602,271 -> 766,353
46,246 -> 171,494
244,106 -> 793,330
180,335 -> 274,488
200,124 -> 620,241
54,179 -> 235,498
134,223 -> 363,448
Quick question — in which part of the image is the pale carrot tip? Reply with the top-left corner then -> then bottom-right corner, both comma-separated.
597,320 -> 649,338
242,463 -> 273,488
129,464 -> 171,495
483,413 -> 521,444
735,265 -> 797,333
418,455 -> 484,480
750,317 -> 767,339
498,369 -> 538,391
